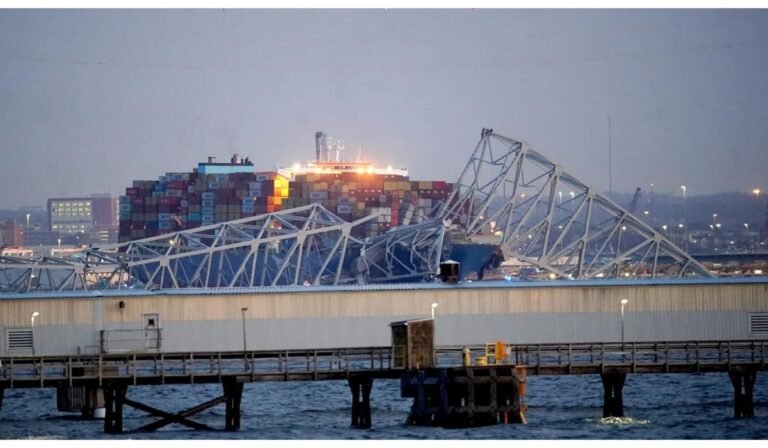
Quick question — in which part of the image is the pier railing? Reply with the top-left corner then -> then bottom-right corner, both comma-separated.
438,340 -> 768,375
0,346 -> 397,388
1,340 -> 766,388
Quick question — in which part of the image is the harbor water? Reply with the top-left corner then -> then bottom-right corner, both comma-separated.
1,372 -> 767,440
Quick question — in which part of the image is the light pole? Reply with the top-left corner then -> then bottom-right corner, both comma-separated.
744,223 -> 750,251
753,189 -> 761,244
620,299 -> 628,343
25,213 -> 30,246
431,302 -> 438,319
680,186 -> 687,251
30,311 -> 40,355
240,307 -> 248,353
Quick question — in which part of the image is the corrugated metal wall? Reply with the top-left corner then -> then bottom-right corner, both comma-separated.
1,281 -> 766,356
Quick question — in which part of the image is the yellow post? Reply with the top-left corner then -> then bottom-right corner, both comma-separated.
462,347 -> 471,366
494,340 -> 506,365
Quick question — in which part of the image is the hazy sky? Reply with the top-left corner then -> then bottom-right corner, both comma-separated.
1,9 -> 767,209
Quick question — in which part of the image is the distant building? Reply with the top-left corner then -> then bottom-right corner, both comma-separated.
26,228 -> 60,247
1,220 -> 24,248
47,195 -> 119,245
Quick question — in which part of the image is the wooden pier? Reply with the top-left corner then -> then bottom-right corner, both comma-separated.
0,340 -> 765,433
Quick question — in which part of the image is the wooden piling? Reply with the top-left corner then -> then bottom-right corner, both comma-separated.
102,382 -> 127,434
729,367 -> 757,419
402,366 -> 526,427
349,374 -> 373,429
223,380 -> 244,431
600,372 -> 626,418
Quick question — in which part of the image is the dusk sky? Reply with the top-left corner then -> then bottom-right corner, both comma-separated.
1,9 -> 766,209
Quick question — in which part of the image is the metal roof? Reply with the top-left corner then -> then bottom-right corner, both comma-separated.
1,276 -> 766,301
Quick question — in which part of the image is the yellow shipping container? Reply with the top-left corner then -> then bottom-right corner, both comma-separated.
418,181 -> 432,190
274,175 -> 289,188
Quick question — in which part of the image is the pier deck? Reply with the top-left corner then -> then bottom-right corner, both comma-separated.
0,340 -> 765,432
0,340 -> 765,387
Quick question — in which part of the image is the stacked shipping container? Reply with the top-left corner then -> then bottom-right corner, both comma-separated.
119,170 -> 289,243
119,160 -> 451,243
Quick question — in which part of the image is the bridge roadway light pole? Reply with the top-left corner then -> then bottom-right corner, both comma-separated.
620,299 -> 628,343
431,302 -> 438,320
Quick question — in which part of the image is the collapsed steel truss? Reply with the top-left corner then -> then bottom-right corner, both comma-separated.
441,129 -> 712,279
0,204 -> 446,293
355,219 -> 447,284
0,128 -> 714,293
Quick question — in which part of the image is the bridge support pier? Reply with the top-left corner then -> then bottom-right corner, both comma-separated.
600,372 -> 626,418
729,367 -> 757,419
349,374 -> 373,429
102,382 -> 127,434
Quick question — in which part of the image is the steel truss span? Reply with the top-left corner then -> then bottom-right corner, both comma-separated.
441,128 -> 712,279
0,204 -> 446,293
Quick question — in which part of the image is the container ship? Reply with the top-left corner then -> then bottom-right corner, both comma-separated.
117,131 -> 500,283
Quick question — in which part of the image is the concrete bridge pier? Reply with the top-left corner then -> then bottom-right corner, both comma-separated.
600,372 -> 627,418
729,367 -> 757,419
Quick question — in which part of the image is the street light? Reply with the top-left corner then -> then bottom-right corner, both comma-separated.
431,302 -> 439,319
240,307 -> 248,353
680,186 -> 688,251
25,213 -> 30,246
31,311 -> 40,355
620,299 -> 628,343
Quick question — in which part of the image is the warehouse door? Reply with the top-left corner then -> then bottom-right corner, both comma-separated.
143,314 -> 161,350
